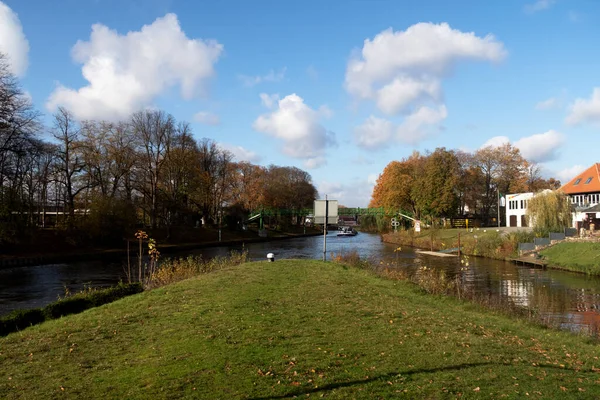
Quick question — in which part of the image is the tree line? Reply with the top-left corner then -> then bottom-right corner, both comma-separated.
0,54 -> 317,245
369,146 -> 561,226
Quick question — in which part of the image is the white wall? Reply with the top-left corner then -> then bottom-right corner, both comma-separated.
505,193 -> 534,228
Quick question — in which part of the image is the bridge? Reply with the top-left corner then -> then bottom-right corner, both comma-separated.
245,207 -> 416,228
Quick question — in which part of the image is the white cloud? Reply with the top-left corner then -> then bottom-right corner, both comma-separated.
239,67 -> 286,87
193,111 -> 220,126
346,22 -> 505,145
481,136 -> 510,148
0,1 -> 29,76
535,97 -> 560,110
304,157 -> 327,169
354,116 -> 394,150
46,13 -> 223,121
480,131 -> 564,163
396,105 -> 447,144
556,164 -> 586,183
259,93 -> 280,109
376,77 -> 442,115
524,0 -> 555,13
566,88 -> 600,126
514,130 -> 564,163
253,93 -> 336,164
218,143 -> 261,163
345,23 -> 505,101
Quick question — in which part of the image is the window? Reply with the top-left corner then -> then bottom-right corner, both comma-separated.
574,178 -> 581,185
585,177 -> 593,184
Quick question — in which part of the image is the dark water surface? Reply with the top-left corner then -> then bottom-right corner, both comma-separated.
2,232 -> 600,334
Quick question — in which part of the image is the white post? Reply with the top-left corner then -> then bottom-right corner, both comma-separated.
497,188 -> 501,227
323,195 -> 328,262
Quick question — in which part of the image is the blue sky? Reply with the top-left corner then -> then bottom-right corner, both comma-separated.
1,0 -> 600,207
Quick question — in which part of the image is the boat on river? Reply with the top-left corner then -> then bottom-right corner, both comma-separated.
337,226 -> 358,236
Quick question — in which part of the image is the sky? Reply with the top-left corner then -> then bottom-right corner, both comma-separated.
1,0 -> 600,207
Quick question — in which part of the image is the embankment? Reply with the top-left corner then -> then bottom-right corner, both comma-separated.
2,260 -> 600,398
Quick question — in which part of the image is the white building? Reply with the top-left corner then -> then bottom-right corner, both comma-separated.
560,163 -> 600,230
505,192 -> 534,228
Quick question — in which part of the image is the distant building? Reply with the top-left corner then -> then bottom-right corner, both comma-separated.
560,163 -> 600,229
505,192 -> 534,227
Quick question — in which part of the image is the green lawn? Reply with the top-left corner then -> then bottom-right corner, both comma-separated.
541,242 -> 600,274
2,260 -> 600,399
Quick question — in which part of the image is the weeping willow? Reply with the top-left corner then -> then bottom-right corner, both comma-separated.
526,190 -> 572,235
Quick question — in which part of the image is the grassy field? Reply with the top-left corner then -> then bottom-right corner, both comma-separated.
541,242 -> 600,275
2,260 -> 600,399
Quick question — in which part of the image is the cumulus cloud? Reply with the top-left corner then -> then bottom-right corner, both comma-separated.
218,143 -> 261,163
253,93 -> 336,167
514,130 -> 564,163
239,68 -> 286,87
194,111 -> 220,126
345,23 -> 505,101
396,105 -> 447,144
480,130 -> 564,163
346,22 -> 505,146
354,116 -> 394,150
376,77 -> 442,115
566,88 -> 600,126
556,164 -> 586,183
535,97 -> 560,110
481,136 -> 510,148
304,157 -> 327,169
0,1 -> 29,76
524,0 -> 555,14
46,13 -> 223,121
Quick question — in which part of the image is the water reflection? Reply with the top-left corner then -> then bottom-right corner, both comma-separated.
2,232 -> 600,334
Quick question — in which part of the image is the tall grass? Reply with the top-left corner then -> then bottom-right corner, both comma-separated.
145,250 -> 249,289
384,228 -> 535,260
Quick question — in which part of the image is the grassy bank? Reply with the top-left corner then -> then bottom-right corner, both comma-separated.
3,260 -> 600,398
383,228 -> 534,260
541,242 -> 600,275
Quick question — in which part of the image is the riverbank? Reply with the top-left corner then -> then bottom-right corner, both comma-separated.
0,227 -> 322,268
382,228 -> 533,260
3,259 -> 600,398
540,241 -> 600,275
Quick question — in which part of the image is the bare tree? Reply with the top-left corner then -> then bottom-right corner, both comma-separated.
131,110 -> 175,228
52,107 -> 87,221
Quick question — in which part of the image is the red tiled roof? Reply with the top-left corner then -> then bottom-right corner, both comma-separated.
560,163 -> 600,194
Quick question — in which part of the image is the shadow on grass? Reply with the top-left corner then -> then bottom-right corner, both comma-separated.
249,361 -> 586,399
249,362 -> 493,399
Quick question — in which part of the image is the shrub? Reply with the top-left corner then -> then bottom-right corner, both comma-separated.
330,250 -> 373,270
44,282 -> 142,319
0,282 -> 142,336
0,308 -> 46,336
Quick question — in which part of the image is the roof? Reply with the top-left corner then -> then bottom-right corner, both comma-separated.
582,203 -> 600,213
560,163 -> 600,195
506,192 -> 533,200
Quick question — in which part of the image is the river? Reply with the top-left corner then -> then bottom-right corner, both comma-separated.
2,232 -> 600,334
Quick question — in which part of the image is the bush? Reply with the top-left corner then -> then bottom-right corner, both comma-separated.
45,282 -> 143,318
0,282 -> 143,336
0,308 -> 46,336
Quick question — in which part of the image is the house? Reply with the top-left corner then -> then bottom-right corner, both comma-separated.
560,163 -> 600,230
505,192 -> 534,227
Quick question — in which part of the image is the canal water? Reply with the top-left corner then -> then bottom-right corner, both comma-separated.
2,232 -> 600,334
